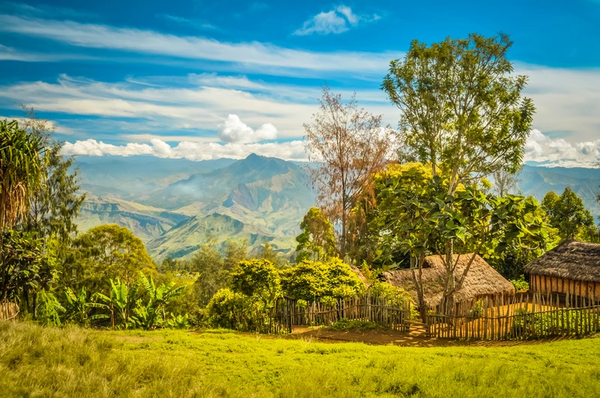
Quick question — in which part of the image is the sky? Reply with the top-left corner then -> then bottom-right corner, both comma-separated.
0,0 -> 599,166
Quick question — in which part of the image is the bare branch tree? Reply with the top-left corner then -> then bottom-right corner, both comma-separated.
304,86 -> 393,258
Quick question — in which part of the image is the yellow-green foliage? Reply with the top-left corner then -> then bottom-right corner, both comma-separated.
280,258 -> 366,303
206,288 -> 253,329
2,322 -> 600,397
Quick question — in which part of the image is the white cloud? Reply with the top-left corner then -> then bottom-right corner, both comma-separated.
0,15 -> 398,76
294,11 -> 349,36
293,5 -> 380,36
217,114 -> 277,143
525,129 -> 600,167
517,63 -> 600,142
157,14 -> 218,31
0,75 -> 319,139
61,138 -> 307,161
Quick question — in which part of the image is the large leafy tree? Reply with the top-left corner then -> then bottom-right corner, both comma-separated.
542,188 -> 598,242
295,207 -> 337,263
381,34 -> 535,308
368,163 -> 552,317
304,86 -> 392,257
63,224 -> 155,292
382,33 -> 534,193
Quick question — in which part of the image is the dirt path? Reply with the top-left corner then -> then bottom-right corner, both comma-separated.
282,325 -> 583,347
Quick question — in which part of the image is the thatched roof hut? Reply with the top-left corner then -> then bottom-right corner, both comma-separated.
524,240 -> 600,301
381,254 -> 515,308
524,239 -> 600,283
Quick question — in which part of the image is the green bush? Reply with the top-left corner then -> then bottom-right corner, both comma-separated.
280,258 -> 365,302
206,288 -> 255,330
36,290 -> 64,326
329,319 -> 381,331
510,275 -> 529,292
511,308 -> 599,338
469,299 -> 485,318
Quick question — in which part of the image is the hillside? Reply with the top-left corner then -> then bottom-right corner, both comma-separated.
518,165 -> 600,220
74,154 -> 315,260
74,156 -> 600,261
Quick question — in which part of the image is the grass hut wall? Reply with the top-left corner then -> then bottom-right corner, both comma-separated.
524,239 -> 600,302
381,254 -> 515,310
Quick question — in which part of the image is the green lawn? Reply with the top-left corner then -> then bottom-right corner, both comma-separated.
1,322 -> 600,397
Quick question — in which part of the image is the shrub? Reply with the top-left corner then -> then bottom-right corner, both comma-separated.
36,290 -> 65,326
231,259 -> 281,308
329,319 -> 381,331
280,258 -> 365,302
469,299 -> 485,318
206,288 -> 255,329
510,275 -> 529,292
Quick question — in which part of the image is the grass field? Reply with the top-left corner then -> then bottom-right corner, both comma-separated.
1,322 -> 600,397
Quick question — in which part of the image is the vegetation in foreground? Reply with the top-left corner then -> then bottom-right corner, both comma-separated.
2,321 -> 600,398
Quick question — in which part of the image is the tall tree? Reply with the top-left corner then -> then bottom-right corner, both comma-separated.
188,241 -> 226,307
368,163 -> 551,317
382,34 -> 535,309
63,224 -> 156,292
304,86 -> 392,258
295,207 -> 337,263
19,107 -> 85,257
542,188 -> 598,241
382,33 -> 534,194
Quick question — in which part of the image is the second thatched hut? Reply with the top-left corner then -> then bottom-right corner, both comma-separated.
381,253 -> 515,310
524,239 -> 600,302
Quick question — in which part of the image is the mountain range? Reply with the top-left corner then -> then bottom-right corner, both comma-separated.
74,154 -> 315,261
74,155 -> 600,261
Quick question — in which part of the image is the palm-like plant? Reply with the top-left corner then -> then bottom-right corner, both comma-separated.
0,120 -> 44,230
132,273 -> 186,330
64,287 -> 92,325
93,278 -> 139,329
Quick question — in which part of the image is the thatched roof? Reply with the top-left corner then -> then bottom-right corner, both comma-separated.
381,254 -> 515,307
524,239 -> 600,283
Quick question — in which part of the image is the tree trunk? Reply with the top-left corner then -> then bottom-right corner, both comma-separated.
410,255 -> 428,321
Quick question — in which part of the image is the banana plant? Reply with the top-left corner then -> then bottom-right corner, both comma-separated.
131,273 -> 186,330
93,278 -> 139,329
64,287 -> 92,325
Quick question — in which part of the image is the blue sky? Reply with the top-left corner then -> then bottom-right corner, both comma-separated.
0,0 -> 599,166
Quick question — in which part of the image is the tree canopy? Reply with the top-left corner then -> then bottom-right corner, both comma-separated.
382,33 -> 534,194
542,188 -> 598,242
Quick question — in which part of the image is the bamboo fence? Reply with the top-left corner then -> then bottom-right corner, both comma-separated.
0,300 -> 19,321
426,292 -> 600,340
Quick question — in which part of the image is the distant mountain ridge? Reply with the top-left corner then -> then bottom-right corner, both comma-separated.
74,155 -> 600,261
74,154 -> 315,260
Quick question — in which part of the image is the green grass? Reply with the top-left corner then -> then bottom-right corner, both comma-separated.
1,322 -> 600,397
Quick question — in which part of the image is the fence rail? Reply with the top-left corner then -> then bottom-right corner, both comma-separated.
236,295 -> 412,334
427,292 -> 600,340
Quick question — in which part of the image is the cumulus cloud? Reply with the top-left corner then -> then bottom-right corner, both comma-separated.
524,129 -> 600,167
294,5 -> 380,36
217,114 -> 277,143
61,139 -> 307,161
